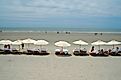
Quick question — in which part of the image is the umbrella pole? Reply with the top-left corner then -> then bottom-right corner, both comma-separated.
19,45 -> 20,51
28,44 -> 29,49
61,47 -> 63,52
0,44 -> 1,49
99,45 -> 100,50
80,45 -> 81,50
40,45 -> 42,50
113,45 -> 114,49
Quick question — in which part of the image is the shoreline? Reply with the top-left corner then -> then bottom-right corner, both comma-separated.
1,30 -> 121,34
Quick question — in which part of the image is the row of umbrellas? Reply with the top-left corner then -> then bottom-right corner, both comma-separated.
0,39 -> 121,49
55,40 -> 121,47
0,39 -> 49,46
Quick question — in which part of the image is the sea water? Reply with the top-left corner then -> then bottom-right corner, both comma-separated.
0,26 -> 121,32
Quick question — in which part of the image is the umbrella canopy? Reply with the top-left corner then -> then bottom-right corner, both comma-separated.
22,38 -> 36,44
22,38 -> 36,49
107,40 -> 121,48
0,40 -> 12,45
91,40 -> 107,50
73,40 -> 88,45
107,40 -> 121,45
12,40 -> 22,51
34,40 -> 49,46
91,40 -> 107,46
55,41 -> 71,47
12,40 -> 22,45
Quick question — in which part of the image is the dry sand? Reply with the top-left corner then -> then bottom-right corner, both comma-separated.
0,55 -> 121,80
0,32 -> 121,80
0,32 -> 121,52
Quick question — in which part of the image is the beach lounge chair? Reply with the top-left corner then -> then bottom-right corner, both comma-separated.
109,51 -> 121,56
0,49 -> 4,54
80,50 -> 89,56
33,50 -> 40,55
0,48 -> 12,55
11,48 -> 21,55
27,49 -> 34,55
90,50 -> 109,57
39,50 -> 50,55
73,48 -> 81,56
73,50 -> 89,56
117,51 -> 121,56
55,49 -> 61,55
89,52 -> 98,56
73,50 -> 80,56
98,51 -> 109,57
55,49 -> 72,57
32,49 -> 50,56
89,49 -> 98,56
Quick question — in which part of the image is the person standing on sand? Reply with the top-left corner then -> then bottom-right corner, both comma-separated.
21,43 -> 24,49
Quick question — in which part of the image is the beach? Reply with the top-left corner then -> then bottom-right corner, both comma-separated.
0,55 -> 121,80
0,31 -> 121,52
0,31 -> 121,80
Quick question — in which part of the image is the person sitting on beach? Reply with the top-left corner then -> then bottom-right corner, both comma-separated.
73,48 -> 80,52
99,49 -> 104,54
4,44 -> 7,49
111,47 -> 119,55
111,48 -> 115,52
83,48 -> 87,51
108,49 -> 112,55
90,46 -> 94,52
60,48 -> 64,54
63,49 -> 68,55
89,46 -> 97,53
118,47 -> 121,53
8,44 -> 10,49
115,47 -> 119,54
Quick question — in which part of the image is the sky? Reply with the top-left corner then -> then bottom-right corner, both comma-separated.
0,0 -> 121,29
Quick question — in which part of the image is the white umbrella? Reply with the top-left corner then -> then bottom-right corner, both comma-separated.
22,38 -> 36,44
22,38 -> 36,49
12,40 -> 22,51
0,40 -> 12,45
73,40 -> 88,45
12,40 -> 22,45
55,41 -> 71,47
34,40 -> 49,46
0,40 -> 12,49
55,41 -> 71,52
91,40 -> 107,50
107,40 -> 121,48
73,40 -> 88,49
34,40 -> 49,49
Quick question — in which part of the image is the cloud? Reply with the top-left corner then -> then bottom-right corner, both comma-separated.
0,0 -> 121,20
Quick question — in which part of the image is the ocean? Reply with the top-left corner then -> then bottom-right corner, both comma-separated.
0,27 -> 121,32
